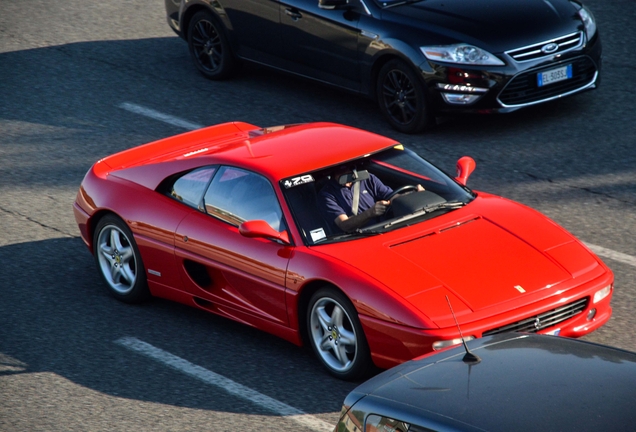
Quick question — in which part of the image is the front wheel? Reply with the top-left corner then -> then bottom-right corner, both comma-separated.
187,10 -> 236,80
93,214 -> 149,303
307,287 -> 372,380
377,59 -> 432,134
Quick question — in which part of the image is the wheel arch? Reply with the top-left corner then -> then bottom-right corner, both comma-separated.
86,209 -> 125,254
365,28 -> 435,96
369,52 -> 406,100
180,3 -> 236,48
296,280 -> 344,346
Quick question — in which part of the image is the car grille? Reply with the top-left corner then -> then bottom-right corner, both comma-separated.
497,56 -> 597,107
506,32 -> 583,62
482,297 -> 589,336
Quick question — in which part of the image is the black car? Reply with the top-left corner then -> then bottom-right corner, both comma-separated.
165,0 -> 600,133
334,333 -> 636,431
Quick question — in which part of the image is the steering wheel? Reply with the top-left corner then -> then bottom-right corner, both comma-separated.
384,185 -> 419,218
386,185 -> 419,201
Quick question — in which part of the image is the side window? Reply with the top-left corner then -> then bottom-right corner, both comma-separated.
203,166 -> 286,232
169,166 -> 217,209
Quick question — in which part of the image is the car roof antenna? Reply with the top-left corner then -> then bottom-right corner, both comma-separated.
445,295 -> 481,365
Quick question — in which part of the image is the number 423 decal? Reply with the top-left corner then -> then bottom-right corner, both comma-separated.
283,174 -> 314,189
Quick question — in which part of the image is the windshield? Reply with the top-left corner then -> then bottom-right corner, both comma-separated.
281,145 -> 475,245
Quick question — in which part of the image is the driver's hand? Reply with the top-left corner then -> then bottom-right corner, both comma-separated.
370,200 -> 390,216
417,184 -> 425,192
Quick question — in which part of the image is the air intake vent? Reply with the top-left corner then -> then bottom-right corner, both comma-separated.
483,297 -> 588,336
497,56 -> 597,107
391,217 -> 480,247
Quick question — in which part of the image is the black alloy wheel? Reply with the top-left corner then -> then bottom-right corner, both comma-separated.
187,10 -> 236,80
378,59 -> 432,134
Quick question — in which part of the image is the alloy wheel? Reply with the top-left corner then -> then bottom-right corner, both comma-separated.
309,296 -> 359,374
96,224 -> 138,295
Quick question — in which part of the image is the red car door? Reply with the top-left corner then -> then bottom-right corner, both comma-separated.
174,166 -> 292,326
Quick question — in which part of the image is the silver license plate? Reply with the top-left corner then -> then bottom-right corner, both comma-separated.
537,64 -> 572,87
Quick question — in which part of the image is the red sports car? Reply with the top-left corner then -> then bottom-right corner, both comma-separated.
73,122 -> 613,380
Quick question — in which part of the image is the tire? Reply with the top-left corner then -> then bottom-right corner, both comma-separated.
307,287 -> 372,380
93,214 -> 149,303
377,59 -> 432,134
187,10 -> 236,80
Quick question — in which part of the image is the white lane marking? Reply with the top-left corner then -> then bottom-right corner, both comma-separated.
115,337 -> 334,432
585,243 -> 636,268
119,102 -> 203,130
117,102 -> 636,270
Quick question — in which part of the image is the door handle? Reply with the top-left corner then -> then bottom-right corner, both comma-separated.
285,8 -> 302,20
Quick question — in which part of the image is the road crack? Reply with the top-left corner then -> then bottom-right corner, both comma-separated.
0,206 -> 76,238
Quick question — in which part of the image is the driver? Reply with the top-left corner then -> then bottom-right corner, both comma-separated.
319,166 -> 424,233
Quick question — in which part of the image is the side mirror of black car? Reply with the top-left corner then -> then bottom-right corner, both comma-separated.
318,0 -> 348,10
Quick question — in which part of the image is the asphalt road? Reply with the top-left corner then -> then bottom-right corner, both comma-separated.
1,0 -> 635,430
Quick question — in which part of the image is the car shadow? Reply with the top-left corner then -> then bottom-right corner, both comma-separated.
0,237 -> 362,417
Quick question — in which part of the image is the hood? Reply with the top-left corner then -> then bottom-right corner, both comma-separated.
316,196 -> 599,327
383,0 -> 581,52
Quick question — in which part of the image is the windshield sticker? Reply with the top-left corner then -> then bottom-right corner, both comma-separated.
283,174 -> 314,189
310,228 -> 326,242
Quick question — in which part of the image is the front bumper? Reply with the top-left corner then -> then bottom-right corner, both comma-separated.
361,269 -> 613,370
420,33 -> 602,115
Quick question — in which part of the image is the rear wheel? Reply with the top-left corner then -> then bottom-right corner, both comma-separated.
187,10 -> 236,80
93,215 -> 149,303
377,59 -> 432,134
307,287 -> 372,380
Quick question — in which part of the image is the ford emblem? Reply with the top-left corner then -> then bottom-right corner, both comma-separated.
541,42 -> 559,54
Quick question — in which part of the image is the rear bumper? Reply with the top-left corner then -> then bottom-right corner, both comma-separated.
165,0 -> 182,36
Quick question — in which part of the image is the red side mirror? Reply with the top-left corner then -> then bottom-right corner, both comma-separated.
455,156 -> 476,186
239,220 -> 291,244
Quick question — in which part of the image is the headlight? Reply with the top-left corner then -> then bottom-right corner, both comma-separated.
571,2 -> 597,40
578,5 -> 597,40
593,284 -> 612,303
421,44 -> 504,66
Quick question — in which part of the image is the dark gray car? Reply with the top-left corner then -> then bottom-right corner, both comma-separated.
335,333 -> 636,431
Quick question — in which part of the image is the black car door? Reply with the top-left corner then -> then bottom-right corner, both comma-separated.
222,0 -> 284,61
279,0 -> 362,91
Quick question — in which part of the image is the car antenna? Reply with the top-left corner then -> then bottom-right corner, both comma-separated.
445,295 -> 481,365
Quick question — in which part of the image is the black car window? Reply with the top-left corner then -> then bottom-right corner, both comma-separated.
169,166 -> 217,208
203,166 -> 286,232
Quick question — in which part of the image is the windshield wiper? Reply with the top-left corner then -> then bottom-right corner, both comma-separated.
359,200 -> 467,233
